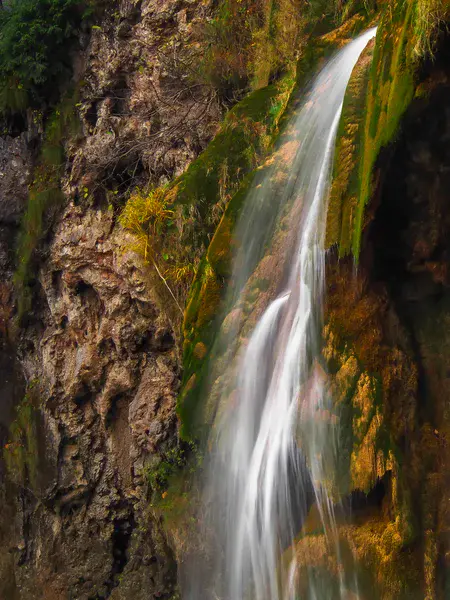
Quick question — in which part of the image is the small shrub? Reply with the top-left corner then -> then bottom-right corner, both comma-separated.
199,0 -> 256,100
305,0 -> 376,29
145,441 -> 197,495
164,262 -> 196,285
200,0 -> 305,100
120,185 -> 197,314
413,0 -> 449,60
120,187 -> 175,236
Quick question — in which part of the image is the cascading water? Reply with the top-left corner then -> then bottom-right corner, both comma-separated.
186,28 -> 377,600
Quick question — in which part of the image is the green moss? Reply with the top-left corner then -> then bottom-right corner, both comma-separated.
3,380 -> 40,488
326,38 -> 375,252
178,169 -> 261,439
14,91 -> 81,318
329,0 -> 449,260
175,79 -> 293,215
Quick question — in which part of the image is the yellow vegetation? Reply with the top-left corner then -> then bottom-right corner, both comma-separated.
413,0 -> 450,59
292,512 -> 421,598
119,186 -> 174,238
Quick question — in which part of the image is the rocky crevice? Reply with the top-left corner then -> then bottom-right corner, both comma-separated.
89,503 -> 136,600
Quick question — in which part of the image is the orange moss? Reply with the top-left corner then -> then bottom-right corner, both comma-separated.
193,342 -> 208,360
325,256 -> 387,371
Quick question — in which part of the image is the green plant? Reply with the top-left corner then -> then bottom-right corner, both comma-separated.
120,187 -> 175,236
145,442 -> 197,495
119,185 -> 189,314
305,0 -> 376,30
3,380 -> 40,488
200,0 -> 305,100
199,0 -> 255,100
413,0 -> 449,59
0,76 -> 29,112
0,0 -> 91,106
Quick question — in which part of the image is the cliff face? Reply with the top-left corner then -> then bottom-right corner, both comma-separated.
0,1 -> 220,598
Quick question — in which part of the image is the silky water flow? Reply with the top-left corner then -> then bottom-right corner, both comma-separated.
185,27 -> 377,600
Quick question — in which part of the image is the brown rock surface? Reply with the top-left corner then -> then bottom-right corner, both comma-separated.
0,1 -> 221,598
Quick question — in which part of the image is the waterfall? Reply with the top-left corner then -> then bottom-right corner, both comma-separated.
186,27 -> 377,600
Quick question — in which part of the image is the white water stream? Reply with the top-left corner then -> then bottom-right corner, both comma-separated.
186,27 -> 377,600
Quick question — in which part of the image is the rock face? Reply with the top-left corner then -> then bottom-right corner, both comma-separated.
73,0 -> 220,196
11,206 -> 179,599
0,0 -> 221,598
0,131 -> 33,334
1,208 -> 181,597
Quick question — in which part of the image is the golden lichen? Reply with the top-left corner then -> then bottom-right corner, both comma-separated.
351,412 -> 384,492
332,353 -> 360,403
291,510 -> 420,599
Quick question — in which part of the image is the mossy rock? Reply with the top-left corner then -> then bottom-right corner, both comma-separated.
326,38 -> 375,253
3,384 -> 40,489
14,90 -> 81,317
290,511 -> 422,599
323,256 -> 420,534
329,0 -> 450,260
173,75 -> 295,220
324,329 -> 390,498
